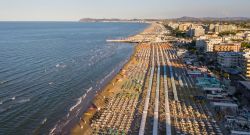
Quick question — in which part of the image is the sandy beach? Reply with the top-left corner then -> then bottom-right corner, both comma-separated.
70,23 -> 160,135
71,23 -> 152,135
70,22 -> 222,135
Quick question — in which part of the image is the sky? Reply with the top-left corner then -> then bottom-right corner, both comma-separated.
0,0 -> 250,21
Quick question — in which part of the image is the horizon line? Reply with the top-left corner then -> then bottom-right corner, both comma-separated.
1,16 -> 250,22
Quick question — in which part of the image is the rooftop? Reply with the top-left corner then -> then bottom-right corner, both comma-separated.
243,52 -> 250,58
214,43 -> 240,46
231,130 -> 250,135
217,52 -> 243,57
196,77 -> 221,88
239,81 -> 250,90
212,102 -> 238,107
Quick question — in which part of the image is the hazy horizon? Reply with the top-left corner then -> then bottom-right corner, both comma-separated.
1,0 -> 250,21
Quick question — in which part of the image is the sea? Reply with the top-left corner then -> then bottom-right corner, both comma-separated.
0,22 -> 148,135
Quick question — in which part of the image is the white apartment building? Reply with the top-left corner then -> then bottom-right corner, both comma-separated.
242,52 -> 250,78
196,34 -> 220,50
178,23 -> 191,31
168,22 -> 179,29
209,24 -> 215,32
204,38 -> 223,52
187,26 -> 205,37
214,24 -> 237,33
245,32 -> 250,41
222,33 -> 245,42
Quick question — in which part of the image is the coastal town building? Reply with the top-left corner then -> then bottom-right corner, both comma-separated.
214,24 -> 238,33
245,32 -> 250,41
178,23 -> 191,31
242,52 -> 250,79
213,43 -> 241,52
168,21 -> 250,134
187,26 -> 205,37
222,36 -> 243,43
204,41 -> 214,52
235,32 -> 245,39
196,36 -> 207,50
196,35 -> 219,50
217,52 -> 242,68
204,38 -> 223,52
168,22 -> 179,29
209,24 -> 215,32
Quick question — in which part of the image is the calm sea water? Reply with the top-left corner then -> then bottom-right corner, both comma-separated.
0,22 -> 148,135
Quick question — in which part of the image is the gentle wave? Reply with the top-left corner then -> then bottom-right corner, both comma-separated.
68,87 -> 93,113
0,96 -> 16,105
86,87 -> 93,93
69,94 -> 87,112
55,63 -> 67,69
42,118 -> 47,125
16,98 -> 30,104
0,97 -> 30,107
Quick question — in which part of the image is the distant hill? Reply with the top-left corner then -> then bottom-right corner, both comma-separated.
79,18 -> 123,22
79,17 -> 250,23
79,18 -> 147,22
167,16 -> 250,22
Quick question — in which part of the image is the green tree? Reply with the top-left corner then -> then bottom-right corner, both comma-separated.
218,31 -> 236,37
241,42 -> 250,48
223,73 -> 230,79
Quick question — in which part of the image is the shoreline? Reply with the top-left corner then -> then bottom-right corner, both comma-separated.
49,45 -> 137,135
69,23 -> 155,134
69,22 -> 159,135
48,23 -> 150,135
50,59 -> 131,134
70,43 -> 140,135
